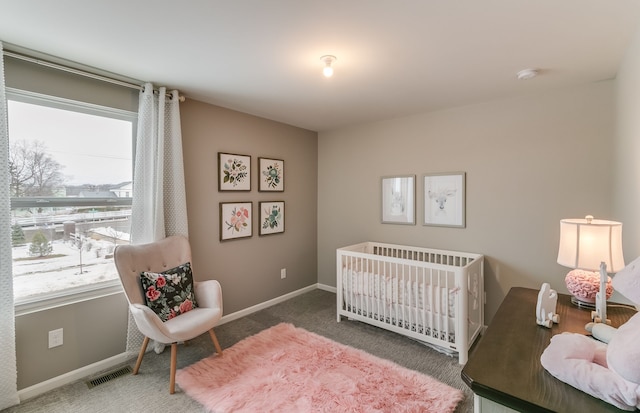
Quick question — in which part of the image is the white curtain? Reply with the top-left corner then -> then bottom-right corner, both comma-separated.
126,83 -> 189,355
130,83 -> 188,243
0,43 -> 20,409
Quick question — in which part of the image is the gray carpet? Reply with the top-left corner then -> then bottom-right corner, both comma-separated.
2,289 -> 473,412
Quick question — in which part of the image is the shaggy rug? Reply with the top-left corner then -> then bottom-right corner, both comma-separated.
176,323 -> 463,412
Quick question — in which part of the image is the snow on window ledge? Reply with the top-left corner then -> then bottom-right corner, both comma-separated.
15,280 -> 123,316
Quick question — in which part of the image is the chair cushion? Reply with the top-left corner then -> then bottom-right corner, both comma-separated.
140,262 -> 198,322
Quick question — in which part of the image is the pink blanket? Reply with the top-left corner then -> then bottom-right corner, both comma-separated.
540,332 -> 640,411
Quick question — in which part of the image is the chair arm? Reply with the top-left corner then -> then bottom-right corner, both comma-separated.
194,280 -> 223,312
129,303 -> 173,342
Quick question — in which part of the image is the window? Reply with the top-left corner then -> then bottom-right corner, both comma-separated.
8,89 -> 136,306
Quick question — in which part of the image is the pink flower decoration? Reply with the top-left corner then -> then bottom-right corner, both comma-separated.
180,299 -> 194,314
145,286 -> 161,301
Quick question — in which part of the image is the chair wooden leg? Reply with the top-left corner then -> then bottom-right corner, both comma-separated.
169,343 -> 178,394
133,336 -> 150,375
208,329 -> 223,356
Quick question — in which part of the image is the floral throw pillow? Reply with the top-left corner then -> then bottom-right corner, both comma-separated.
140,262 -> 198,322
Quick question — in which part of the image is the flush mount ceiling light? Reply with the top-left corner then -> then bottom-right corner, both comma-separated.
321,55 -> 336,78
516,68 -> 538,80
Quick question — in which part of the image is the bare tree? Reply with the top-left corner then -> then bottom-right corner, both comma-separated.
104,227 -> 124,246
9,140 -> 65,197
9,140 -> 33,197
69,232 -> 86,274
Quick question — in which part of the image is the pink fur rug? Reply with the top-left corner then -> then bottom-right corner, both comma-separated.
176,323 -> 463,412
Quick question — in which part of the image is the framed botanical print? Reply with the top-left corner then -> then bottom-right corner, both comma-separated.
259,201 -> 285,235
258,157 -> 284,192
220,202 -> 253,240
218,152 -> 251,191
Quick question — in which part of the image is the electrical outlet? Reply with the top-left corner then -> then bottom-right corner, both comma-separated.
48,328 -> 63,348
281,268 -> 286,279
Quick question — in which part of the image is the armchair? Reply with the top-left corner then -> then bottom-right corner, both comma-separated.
114,235 -> 223,394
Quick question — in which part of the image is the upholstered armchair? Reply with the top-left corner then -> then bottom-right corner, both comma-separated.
114,235 -> 223,394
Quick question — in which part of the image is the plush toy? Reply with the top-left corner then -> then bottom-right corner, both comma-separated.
540,256 -> 640,411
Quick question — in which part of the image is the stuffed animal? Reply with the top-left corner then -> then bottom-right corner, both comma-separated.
540,256 -> 640,411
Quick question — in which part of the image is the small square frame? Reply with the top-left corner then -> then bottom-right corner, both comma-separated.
258,157 -> 284,192
220,202 -> 253,240
423,172 -> 466,228
259,201 -> 285,235
381,175 -> 415,225
218,152 -> 251,191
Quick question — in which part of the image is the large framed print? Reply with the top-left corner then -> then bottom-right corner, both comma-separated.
258,157 -> 284,192
381,175 -> 415,225
220,202 -> 253,240
218,152 -> 251,191
423,172 -> 466,228
259,201 -> 285,235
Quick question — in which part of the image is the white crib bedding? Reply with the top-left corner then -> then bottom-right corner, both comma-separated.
342,294 -> 457,343
341,266 -> 458,343
341,266 -> 457,316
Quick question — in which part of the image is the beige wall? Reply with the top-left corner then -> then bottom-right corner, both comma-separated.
180,100 -> 318,314
318,82 -> 617,323
615,25 -> 640,261
4,56 -> 139,112
15,294 -> 128,389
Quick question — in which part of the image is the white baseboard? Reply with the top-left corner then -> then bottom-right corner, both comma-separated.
18,284 -> 336,401
317,283 -> 336,293
218,283 -> 333,325
18,352 -> 131,402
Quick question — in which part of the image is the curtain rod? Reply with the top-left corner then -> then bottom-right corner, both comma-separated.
4,50 -> 185,102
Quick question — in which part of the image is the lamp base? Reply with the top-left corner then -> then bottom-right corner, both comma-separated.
569,295 -> 597,309
564,269 -> 613,304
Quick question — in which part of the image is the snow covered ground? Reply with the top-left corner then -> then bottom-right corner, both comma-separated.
12,233 -> 124,300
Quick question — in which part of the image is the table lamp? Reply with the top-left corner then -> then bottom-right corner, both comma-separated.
557,215 -> 624,323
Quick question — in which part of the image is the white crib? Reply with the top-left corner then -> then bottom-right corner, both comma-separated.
336,241 -> 484,364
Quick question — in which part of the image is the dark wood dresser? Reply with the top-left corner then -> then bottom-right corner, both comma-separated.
461,287 -> 637,413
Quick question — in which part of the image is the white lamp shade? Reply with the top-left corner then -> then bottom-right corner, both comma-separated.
557,218 -> 625,273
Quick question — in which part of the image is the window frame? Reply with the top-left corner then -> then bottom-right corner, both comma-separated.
7,87 -> 137,314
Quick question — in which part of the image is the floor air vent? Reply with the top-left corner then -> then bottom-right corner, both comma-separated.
86,365 -> 132,389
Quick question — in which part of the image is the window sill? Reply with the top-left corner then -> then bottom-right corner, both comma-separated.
15,280 -> 124,316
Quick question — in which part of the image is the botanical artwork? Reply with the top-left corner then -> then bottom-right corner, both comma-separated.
220,202 -> 253,240
381,175 -> 415,225
219,152 -> 251,191
259,158 -> 284,191
260,201 -> 285,235
423,172 -> 466,228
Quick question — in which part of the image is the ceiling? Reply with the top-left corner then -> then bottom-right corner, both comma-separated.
1,1 -> 640,132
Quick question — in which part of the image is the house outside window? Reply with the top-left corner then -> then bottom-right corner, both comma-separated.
7,89 -> 136,307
